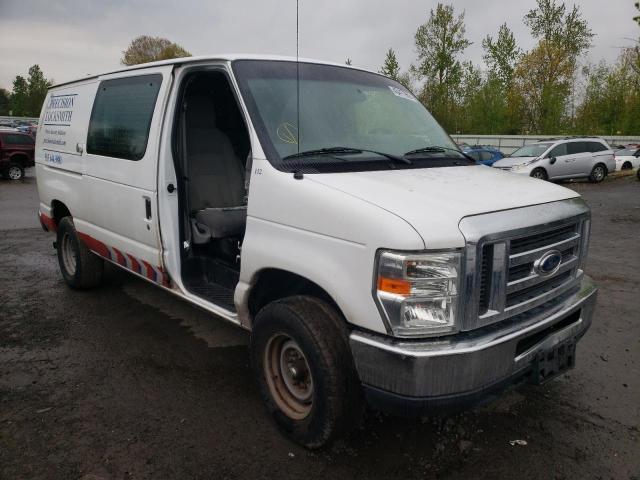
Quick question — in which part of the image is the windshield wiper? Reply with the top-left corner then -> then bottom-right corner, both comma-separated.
283,146 -> 412,164
403,146 -> 475,163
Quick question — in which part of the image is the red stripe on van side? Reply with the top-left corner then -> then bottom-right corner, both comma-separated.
142,260 -> 157,282
75,231 -> 170,288
39,212 -> 57,232
127,254 -> 142,274
77,232 -> 110,259
113,248 -> 126,266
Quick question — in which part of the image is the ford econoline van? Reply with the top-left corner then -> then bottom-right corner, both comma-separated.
36,55 -> 597,448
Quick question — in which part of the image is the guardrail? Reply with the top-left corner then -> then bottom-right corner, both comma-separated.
451,134 -> 640,154
0,115 -> 39,124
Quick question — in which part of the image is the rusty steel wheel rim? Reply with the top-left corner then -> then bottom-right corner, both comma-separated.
264,333 -> 313,420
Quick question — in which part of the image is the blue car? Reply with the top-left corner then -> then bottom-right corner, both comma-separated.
463,146 -> 505,166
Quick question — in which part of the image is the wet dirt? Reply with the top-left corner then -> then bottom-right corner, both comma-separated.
1,172 -> 638,479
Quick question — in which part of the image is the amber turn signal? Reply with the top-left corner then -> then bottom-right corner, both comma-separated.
377,276 -> 411,295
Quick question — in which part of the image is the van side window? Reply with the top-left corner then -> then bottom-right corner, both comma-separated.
87,74 -> 162,161
586,141 -> 607,152
548,143 -> 567,157
567,142 -> 587,155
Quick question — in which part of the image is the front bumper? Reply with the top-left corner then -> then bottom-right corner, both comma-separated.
350,275 -> 597,416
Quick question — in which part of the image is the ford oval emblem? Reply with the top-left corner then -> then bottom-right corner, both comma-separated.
534,249 -> 563,276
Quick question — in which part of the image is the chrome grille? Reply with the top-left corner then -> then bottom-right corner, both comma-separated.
458,198 -> 590,332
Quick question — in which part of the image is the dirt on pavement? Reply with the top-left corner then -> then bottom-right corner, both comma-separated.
1,171 -> 638,479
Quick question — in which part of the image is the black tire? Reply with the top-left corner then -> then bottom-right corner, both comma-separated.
56,217 -> 104,289
6,163 -> 24,181
589,164 -> 607,183
530,167 -> 548,180
250,295 -> 363,449
621,161 -> 632,170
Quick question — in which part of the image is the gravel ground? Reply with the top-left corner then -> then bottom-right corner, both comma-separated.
1,170 -> 638,479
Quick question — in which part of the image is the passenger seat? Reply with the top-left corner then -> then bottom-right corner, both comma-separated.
185,95 -> 247,242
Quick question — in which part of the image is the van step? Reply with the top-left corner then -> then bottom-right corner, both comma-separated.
187,282 -> 236,312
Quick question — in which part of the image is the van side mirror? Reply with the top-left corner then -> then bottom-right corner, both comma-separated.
549,157 -> 557,164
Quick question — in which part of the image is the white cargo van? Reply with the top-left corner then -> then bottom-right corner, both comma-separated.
36,55 -> 597,448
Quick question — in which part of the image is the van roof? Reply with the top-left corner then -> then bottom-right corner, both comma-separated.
51,54 -> 374,88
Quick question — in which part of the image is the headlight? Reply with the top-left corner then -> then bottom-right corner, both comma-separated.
374,250 -> 462,337
511,158 -> 541,170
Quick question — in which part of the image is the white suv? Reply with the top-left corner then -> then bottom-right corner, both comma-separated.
493,137 -> 615,182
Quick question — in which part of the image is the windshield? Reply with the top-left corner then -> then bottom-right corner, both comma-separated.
233,60 -> 462,172
510,143 -> 553,158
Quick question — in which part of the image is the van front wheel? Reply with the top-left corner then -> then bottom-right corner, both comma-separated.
589,164 -> 606,183
530,168 -> 548,180
56,217 -> 104,289
250,296 -> 363,449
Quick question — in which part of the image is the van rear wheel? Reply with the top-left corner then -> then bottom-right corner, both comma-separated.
250,296 -> 363,449
56,217 -> 104,289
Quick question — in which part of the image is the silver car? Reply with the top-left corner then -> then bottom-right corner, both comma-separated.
492,137 -> 615,183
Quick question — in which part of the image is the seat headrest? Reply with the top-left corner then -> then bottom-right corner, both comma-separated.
187,95 -> 216,129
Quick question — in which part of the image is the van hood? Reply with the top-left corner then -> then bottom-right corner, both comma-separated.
307,165 -> 579,249
492,156 -> 537,168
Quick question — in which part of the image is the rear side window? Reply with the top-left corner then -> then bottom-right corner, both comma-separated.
87,74 -> 162,161
586,141 -> 607,152
567,142 -> 587,155
1,133 -> 35,145
479,151 -> 494,161
548,143 -> 567,157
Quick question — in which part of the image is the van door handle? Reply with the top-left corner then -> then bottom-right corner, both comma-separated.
167,183 -> 176,193
144,196 -> 152,220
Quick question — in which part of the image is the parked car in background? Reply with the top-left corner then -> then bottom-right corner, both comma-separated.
492,137 -> 615,183
15,124 -> 38,137
463,145 -> 505,166
614,147 -> 640,171
0,130 -> 35,180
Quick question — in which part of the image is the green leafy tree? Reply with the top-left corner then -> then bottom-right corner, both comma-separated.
26,65 -> 51,117
7,65 -> 52,117
379,48 -> 415,92
10,76 -> 29,117
413,3 -> 471,130
524,0 -> 594,57
482,23 -> 521,87
575,48 -> 640,135
0,88 -> 10,115
511,0 -> 593,133
121,35 -> 191,66
379,48 -> 401,80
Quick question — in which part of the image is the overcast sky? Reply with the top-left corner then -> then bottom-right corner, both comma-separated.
0,0 -> 638,89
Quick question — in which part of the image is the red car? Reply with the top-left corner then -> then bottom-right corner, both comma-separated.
0,130 -> 35,180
